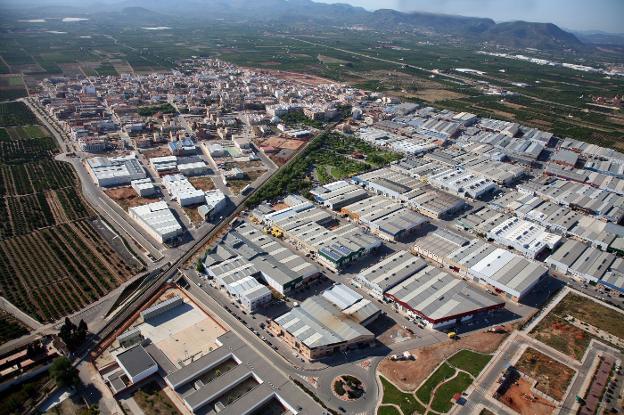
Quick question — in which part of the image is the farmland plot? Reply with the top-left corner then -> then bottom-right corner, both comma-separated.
0,102 -> 142,322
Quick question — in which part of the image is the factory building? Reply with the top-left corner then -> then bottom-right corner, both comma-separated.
447,240 -> 548,301
309,181 -> 369,211
385,265 -> 505,329
487,217 -> 562,259
150,156 -> 178,173
128,201 -> 183,244
546,239 -> 624,293
321,284 -> 381,326
86,154 -> 146,187
428,168 -> 497,200
353,251 -> 428,299
412,228 -> 471,266
204,222 -> 320,296
162,174 -> 206,207
269,295 -> 375,361
131,178 -> 157,197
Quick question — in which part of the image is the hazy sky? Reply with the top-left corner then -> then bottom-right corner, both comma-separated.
318,0 -> 624,33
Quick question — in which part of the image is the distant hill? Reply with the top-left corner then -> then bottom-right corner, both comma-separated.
482,21 -> 584,50
0,0 -> 585,51
114,0 -> 583,51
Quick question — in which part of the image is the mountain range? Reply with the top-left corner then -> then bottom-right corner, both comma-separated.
2,0 -> 588,51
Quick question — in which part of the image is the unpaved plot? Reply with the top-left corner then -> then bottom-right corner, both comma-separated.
104,187 -> 154,211
498,377 -> 556,415
515,347 -> 575,401
188,176 -> 215,191
141,145 -> 170,158
378,327 -> 511,391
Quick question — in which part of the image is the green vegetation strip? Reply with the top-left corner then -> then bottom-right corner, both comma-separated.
380,375 -> 425,415
416,363 -> 455,405
447,350 -> 492,377
377,405 -> 402,415
430,372 -> 473,413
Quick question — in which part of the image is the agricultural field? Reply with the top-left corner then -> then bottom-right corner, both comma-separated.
0,102 -> 37,127
530,292 -> 624,359
0,102 -> 141,322
0,75 -> 27,101
0,310 -> 29,345
514,348 -> 575,401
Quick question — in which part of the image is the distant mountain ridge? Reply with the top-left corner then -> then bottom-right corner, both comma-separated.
111,0 -> 584,50
1,0 -> 585,50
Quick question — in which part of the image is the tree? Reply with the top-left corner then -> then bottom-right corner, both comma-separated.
59,318 -> 88,352
49,357 -> 80,388
195,258 -> 204,273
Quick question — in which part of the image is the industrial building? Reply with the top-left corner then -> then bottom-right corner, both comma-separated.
150,155 -> 178,173
201,189 -> 227,220
309,181 -> 369,211
265,201 -> 381,272
546,239 -> 624,292
487,217 -> 562,259
412,228 -> 471,266
341,195 -> 428,241
86,154 -> 147,187
321,284 -> 381,326
128,201 -> 183,244
447,240 -> 548,301
428,167 -> 497,199
209,256 -> 272,312
520,177 -> 624,223
353,251 -> 428,299
385,265 -> 505,329
162,174 -> 206,207
269,295 -> 375,361
177,160 -> 209,176
204,222 -> 320,296
568,216 -> 624,253
130,178 -> 157,197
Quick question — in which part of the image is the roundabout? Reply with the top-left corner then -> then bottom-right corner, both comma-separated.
332,374 -> 366,401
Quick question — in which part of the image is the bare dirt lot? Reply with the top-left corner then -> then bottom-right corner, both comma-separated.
188,176 -> 216,191
498,377 -> 556,415
378,326 -> 512,391
141,145 -> 170,158
260,136 -> 305,151
515,347 -> 575,401
104,187 -> 155,211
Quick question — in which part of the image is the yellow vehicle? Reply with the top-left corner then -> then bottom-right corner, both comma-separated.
448,332 -> 458,339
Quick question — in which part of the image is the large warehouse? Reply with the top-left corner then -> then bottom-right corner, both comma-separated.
269,295 -> 375,361
353,250 -> 428,299
128,201 -> 183,244
86,154 -> 147,187
384,265 -> 505,329
447,239 -> 548,301
204,222 -> 320,296
546,239 -> 624,293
